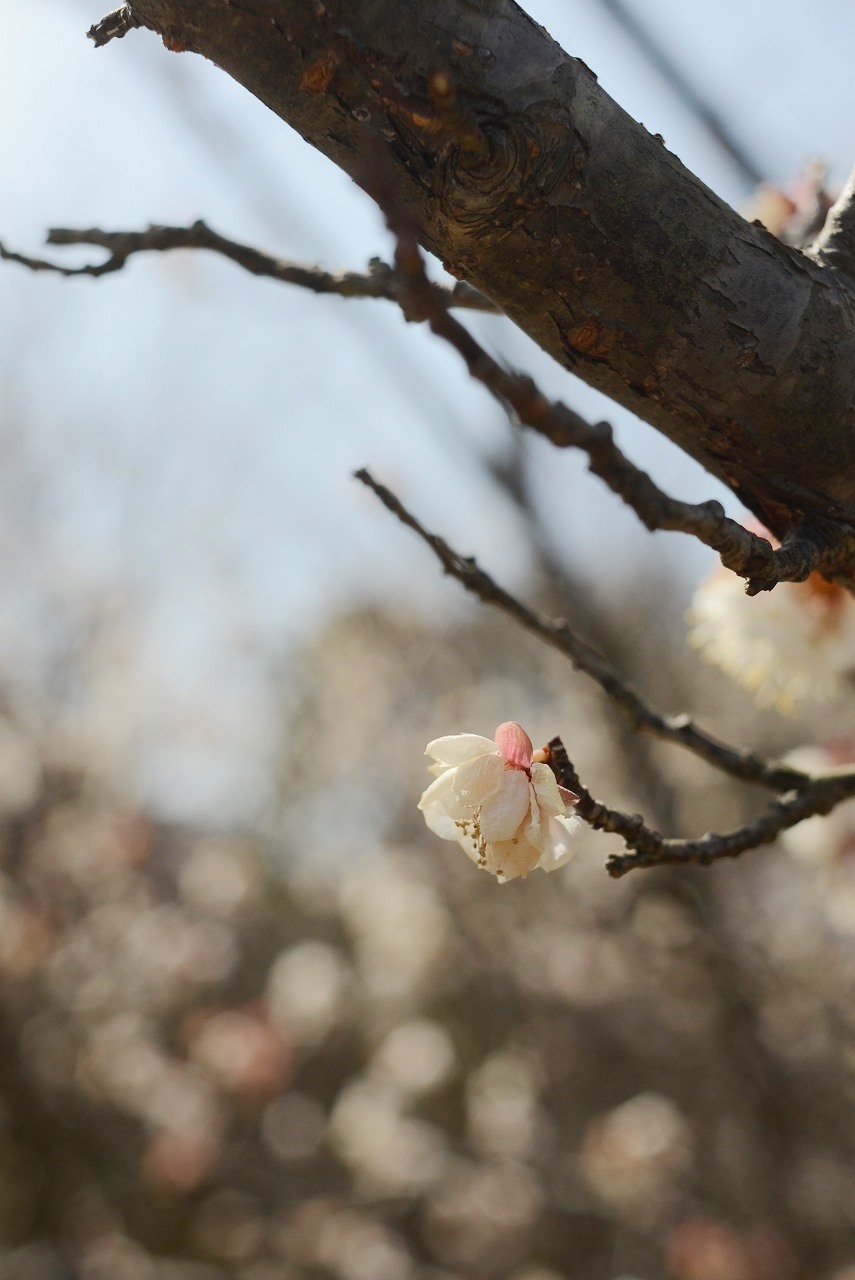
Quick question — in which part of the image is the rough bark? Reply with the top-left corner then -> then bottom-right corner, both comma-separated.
117,0 -> 855,554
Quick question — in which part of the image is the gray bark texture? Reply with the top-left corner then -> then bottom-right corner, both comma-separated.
128,0 -> 855,555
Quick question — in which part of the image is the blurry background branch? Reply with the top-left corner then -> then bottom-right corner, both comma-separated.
598,0 -> 766,187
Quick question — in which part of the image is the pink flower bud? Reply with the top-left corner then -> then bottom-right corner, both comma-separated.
494,721 -> 534,770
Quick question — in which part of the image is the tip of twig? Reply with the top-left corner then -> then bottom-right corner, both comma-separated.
87,5 -> 140,47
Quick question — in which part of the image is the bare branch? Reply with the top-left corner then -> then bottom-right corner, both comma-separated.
0,222 -> 497,312
367,187 -> 830,595
355,468 -> 812,794
548,738 -> 855,878
811,162 -> 855,280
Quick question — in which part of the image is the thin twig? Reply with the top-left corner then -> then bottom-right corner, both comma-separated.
0,221 -> 498,312
355,468 -> 812,794
548,738 -> 855,878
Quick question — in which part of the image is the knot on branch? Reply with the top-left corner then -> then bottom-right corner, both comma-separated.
435,98 -> 588,237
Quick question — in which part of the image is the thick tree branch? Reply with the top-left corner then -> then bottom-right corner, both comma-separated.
355,469 -> 811,794
0,222 -> 496,311
88,0 -> 855,567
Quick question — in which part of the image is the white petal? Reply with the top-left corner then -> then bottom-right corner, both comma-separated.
523,783 -> 547,854
478,769 -> 531,841
484,833 -> 542,881
425,734 -> 497,767
530,763 -> 569,816
420,769 -> 491,824
421,804 -> 463,842
452,753 -> 505,810
418,769 -> 458,813
540,814 -> 582,870
420,792 -> 484,864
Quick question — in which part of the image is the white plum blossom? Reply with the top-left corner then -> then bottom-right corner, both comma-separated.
687,563 -> 855,712
418,722 -> 581,882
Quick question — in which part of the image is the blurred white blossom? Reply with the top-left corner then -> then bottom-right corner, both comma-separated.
687,563 -> 855,711
782,744 -> 855,865
329,1077 -> 448,1194
781,743 -> 855,932
267,941 -> 349,1046
340,853 -> 449,1003
466,1050 -> 545,1160
418,722 -> 580,882
369,1019 -> 456,1096
579,1092 -> 693,1226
